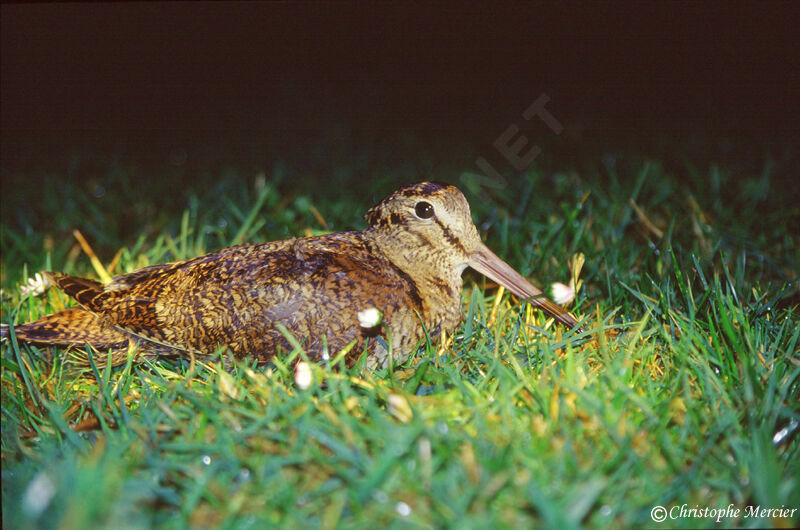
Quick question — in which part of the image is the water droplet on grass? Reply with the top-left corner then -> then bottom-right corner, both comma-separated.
773,418 -> 798,445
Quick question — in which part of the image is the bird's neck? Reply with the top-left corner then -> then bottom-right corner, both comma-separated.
364,227 -> 464,329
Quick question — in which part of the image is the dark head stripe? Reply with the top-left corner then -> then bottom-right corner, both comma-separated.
433,217 -> 466,253
399,181 -> 450,197
367,182 -> 455,228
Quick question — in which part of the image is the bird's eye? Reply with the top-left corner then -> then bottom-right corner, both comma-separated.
414,201 -> 435,219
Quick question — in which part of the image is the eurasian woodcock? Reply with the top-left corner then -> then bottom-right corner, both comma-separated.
3,182 -> 580,369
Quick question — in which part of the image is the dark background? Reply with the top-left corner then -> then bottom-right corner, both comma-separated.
2,2 -> 799,181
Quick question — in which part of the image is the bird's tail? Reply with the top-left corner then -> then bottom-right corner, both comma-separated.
1,307 -> 141,367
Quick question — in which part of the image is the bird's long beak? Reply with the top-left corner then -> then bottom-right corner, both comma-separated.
468,242 -> 581,329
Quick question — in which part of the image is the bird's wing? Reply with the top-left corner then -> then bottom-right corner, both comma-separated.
66,234 -> 419,361
80,242 -> 291,352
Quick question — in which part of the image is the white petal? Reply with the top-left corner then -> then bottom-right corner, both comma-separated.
357,308 -> 383,328
294,361 -> 313,390
551,282 -> 575,305
23,472 -> 56,516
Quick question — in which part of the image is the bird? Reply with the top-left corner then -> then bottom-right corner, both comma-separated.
2,182 -> 581,369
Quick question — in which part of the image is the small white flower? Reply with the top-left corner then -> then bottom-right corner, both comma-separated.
387,393 -> 413,423
218,370 -> 240,400
294,361 -> 313,390
550,281 -> 575,305
357,308 -> 383,329
395,501 -> 411,517
23,471 -> 56,517
20,273 -> 51,297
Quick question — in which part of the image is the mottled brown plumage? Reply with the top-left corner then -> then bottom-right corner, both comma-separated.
3,182 -> 580,369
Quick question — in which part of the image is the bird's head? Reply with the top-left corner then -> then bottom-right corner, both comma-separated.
366,181 -> 581,329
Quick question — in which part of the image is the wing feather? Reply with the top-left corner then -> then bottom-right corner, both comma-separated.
35,233 -> 420,364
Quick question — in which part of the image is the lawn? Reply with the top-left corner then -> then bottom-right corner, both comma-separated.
1,141 -> 798,528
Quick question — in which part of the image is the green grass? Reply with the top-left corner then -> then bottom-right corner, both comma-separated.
2,147 -> 799,528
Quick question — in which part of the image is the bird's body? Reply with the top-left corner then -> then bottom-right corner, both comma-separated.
4,182 -> 580,368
